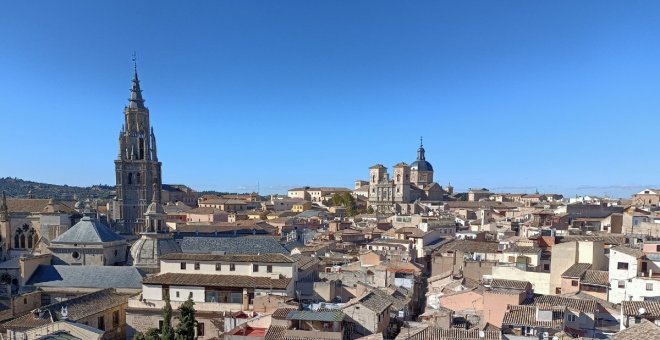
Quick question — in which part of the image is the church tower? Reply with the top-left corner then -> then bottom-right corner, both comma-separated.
113,63 -> 162,235
410,137 -> 434,187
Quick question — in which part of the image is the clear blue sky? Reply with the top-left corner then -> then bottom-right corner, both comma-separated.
1,1 -> 659,197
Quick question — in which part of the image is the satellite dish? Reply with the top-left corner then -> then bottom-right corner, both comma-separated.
478,330 -> 485,338
639,307 -> 646,315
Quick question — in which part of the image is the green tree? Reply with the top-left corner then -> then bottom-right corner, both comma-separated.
161,294 -> 175,340
134,328 -> 161,340
367,206 -> 374,214
331,192 -> 358,216
175,294 -> 196,340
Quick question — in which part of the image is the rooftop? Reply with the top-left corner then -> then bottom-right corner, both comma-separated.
160,252 -> 295,263
142,272 -> 291,290
26,265 -> 144,290
51,216 -> 124,244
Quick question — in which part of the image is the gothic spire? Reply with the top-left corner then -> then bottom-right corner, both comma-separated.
128,59 -> 145,110
416,136 -> 426,161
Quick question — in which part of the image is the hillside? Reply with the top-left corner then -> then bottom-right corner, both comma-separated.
0,177 -> 114,200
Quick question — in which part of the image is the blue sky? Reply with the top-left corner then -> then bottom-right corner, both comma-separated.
1,1 -> 659,197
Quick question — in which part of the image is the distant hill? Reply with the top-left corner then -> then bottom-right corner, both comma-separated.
0,177 -> 114,200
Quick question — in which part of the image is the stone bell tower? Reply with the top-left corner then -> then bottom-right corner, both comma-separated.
112,63 -> 162,235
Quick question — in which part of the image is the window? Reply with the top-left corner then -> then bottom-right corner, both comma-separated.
215,263 -> 222,271
617,262 -> 629,270
543,264 -> 550,271
567,314 -> 576,322
230,292 -> 242,303
181,262 -> 187,270
618,280 -> 625,288
113,310 -> 119,327
176,291 -> 180,298
128,173 -> 132,185
571,280 -> 579,287
253,264 -> 259,272
194,262 -> 200,270
647,283 -> 653,291
657,245 -> 660,252
196,322 -> 205,336
98,316 -> 105,331
267,265 -> 273,273
159,320 -> 164,330
230,263 -> 235,271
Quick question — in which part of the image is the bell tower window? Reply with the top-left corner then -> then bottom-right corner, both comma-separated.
128,173 -> 133,185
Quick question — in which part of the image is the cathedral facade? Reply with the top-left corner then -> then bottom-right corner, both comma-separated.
112,66 -> 162,235
365,141 -> 447,213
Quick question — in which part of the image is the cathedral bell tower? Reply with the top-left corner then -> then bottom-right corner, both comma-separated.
113,62 -> 162,235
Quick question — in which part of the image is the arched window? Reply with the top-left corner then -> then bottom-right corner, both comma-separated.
27,229 -> 35,249
372,175 -> 375,183
396,174 -> 401,182
14,233 -> 20,249
139,137 -> 145,160
128,173 -> 133,185
136,172 -> 141,184
19,234 -> 25,249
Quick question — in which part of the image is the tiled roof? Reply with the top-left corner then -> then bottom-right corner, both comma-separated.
179,236 -> 288,254
613,320 -> 660,340
534,295 -> 598,313
286,310 -> 345,322
160,252 -> 295,263
561,235 -> 625,245
51,216 -> 124,244
2,289 -> 128,330
562,263 -> 592,278
435,240 -> 501,254
582,270 -> 609,286
402,327 -> 502,340
264,325 -> 287,340
489,279 -> 531,290
506,245 -> 542,254
622,300 -> 660,317
6,199 -> 76,214
292,255 -> 320,271
612,246 -> 645,259
502,305 -> 564,329
142,272 -> 291,290
272,307 -> 297,320
356,291 -> 392,313
26,265 -> 144,289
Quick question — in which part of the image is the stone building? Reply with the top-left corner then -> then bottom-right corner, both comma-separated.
129,190 -> 180,273
0,193 -> 77,260
364,140 -> 446,213
112,65 -> 163,235
47,215 -> 127,266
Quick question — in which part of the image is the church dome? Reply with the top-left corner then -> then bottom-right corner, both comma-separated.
411,139 -> 433,172
411,159 -> 433,172
129,233 -> 180,271
145,200 -> 165,215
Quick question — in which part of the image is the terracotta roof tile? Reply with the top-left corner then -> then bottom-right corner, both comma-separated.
490,279 -> 531,290
160,252 -> 295,263
534,295 -> 598,313
622,300 -> 660,318
614,320 -> 660,340
561,263 -> 592,278
582,270 -> 608,286
142,273 -> 291,290
502,305 -> 564,329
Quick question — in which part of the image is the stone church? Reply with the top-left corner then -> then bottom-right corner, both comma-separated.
111,65 -> 163,235
364,140 -> 449,213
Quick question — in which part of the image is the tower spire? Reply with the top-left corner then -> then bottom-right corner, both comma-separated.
128,53 -> 145,110
416,137 -> 426,161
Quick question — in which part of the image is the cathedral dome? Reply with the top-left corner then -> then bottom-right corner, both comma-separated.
145,200 -> 165,215
129,233 -> 180,271
411,139 -> 433,172
410,159 -> 433,172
